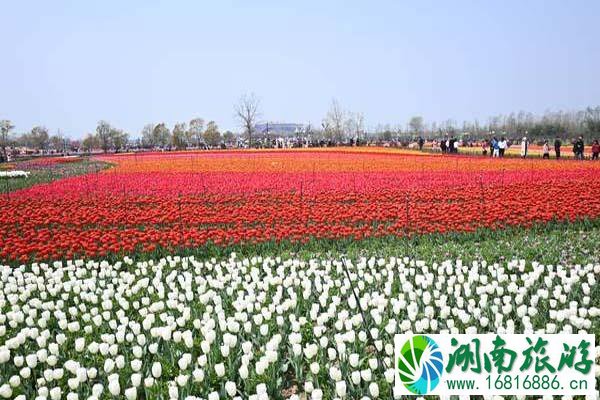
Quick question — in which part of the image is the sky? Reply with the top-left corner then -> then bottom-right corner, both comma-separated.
1,0 -> 599,139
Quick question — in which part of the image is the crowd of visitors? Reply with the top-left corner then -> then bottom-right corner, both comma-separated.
481,137 -> 509,157
438,136 -> 460,154
476,135 -> 600,160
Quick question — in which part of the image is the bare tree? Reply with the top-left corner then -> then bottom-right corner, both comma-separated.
346,112 -> 365,142
323,99 -> 345,142
0,120 -> 15,162
235,93 -> 261,147
585,106 -> 600,134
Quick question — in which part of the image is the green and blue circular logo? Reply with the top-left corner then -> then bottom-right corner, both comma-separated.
397,335 -> 444,394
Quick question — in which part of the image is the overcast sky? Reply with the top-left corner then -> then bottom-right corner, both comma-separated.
2,0 -> 599,138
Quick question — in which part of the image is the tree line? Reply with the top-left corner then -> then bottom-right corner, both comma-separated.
372,106 -> 600,142
80,119 -> 235,153
2,102 -> 599,160
0,118 -> 236,159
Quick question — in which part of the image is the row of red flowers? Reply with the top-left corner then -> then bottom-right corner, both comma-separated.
1,150 -> 599,263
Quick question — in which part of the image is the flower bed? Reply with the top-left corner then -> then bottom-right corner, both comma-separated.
2,150 -> 600,263
0,170 -> 29,178
0,253 -> 598,399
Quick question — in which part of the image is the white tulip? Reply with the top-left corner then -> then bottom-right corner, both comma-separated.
85,367 -> 96,380
26,354 -> 38,368
49,387 -> 61,400
225,381 -> 237,397
9,375 -> 21,387
360,369 -> 372,382
168,384 -> 178,399
131,373 -> 141,387
0,384 -> 12,399
335,380 -> 347,398
104,359 -> 115,373
239,364 -> 249,379
124,387 -> 137,400
131,359 -> 142,372
304,381 -> 314,393
75,338 -> 85,352
152,362 -> 162,378
108,379 -> 120,396
20,367 -> 31,379
192,368 -> 204,382
176,374 -> 189,386
329,366 -> 342,381
92,383 -> 103,397
68,377 -> 80,390
310,362 -> 320,374
369,382 -> 379,397
311,389 -> 323,400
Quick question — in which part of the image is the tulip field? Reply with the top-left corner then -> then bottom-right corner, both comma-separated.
2,149 -> 600,263
1,149 -> 600,399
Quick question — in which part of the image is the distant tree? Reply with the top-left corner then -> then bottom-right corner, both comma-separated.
584,106 -> 600,135
442,119 -> 456,135
346,112 -> 364,141
235,93 -> 261,147
203,121 -> 221,147
152,123 -> 171,148
222,130 -> 235,145
110,129 -> 129,152
172,122 -> 188,150
380,130 -> 393,142
323,99 -> 345,142
96,121 -> 112,153
409,116 -> 424,137
141,124 -> 156,148
49,134 -> 66,153
0,120 -> 15,162
29,126 -> 50,151
82,134 -> 101,153
188,118 -> 205,148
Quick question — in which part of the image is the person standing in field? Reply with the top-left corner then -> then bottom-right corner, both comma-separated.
492,137 -> 499,157
592,139 -> 600,160
574,136 -> 585,159
498,137 -> 507,157
418,136 -> 425,151
542,140 -> 550,159
440,138 -> 447,153
520,136 -> 529,158
554,137 -> 562,159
